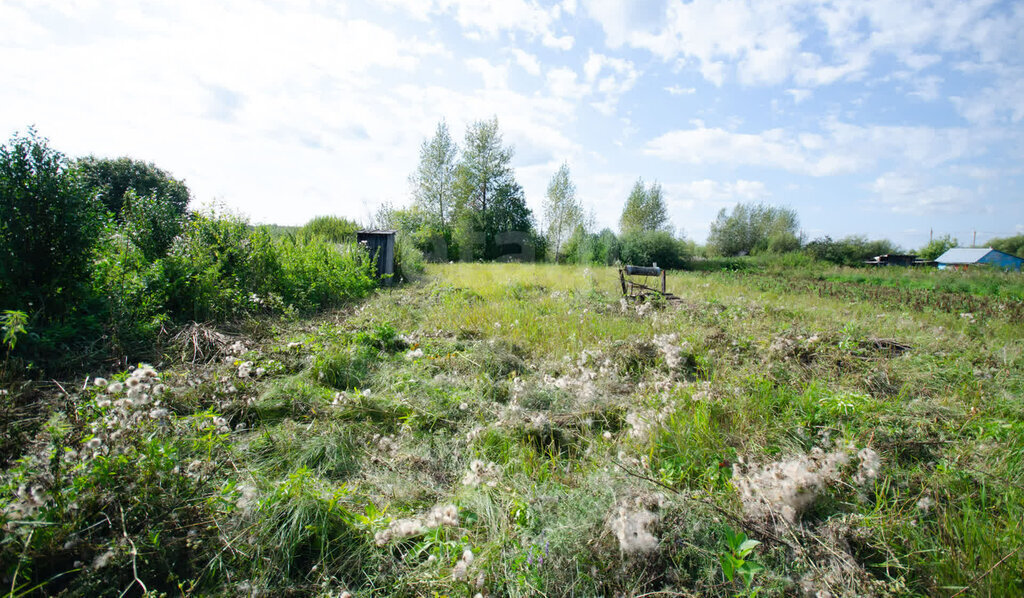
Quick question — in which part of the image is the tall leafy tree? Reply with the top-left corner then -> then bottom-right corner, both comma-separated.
453,117 -> 532,259
542,162 -> 582,262
0,128 -> 104,316
74,155 -> 191,219
619,178 -> 670,234
707,202 -> 801,256
410,120 -> 458,234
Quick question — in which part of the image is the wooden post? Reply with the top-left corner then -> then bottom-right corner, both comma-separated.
618,269 -> 627,296
661,270 -> 666,294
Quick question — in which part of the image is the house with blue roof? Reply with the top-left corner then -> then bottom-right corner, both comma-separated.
935,248 -> 1023,271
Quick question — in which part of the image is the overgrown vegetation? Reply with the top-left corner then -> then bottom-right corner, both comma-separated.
0,130 -> 398,377
3,262 -> 1022,596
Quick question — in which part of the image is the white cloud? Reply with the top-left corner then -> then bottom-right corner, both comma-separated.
645,120 -> 982,176
786,88 -> 812,103
465,57 -> 509,89
582,52 -> 640,114
664,179 -> 768,206
509,48 -> 541,76
583,0 -> 1023,88
546,67 -> 589,99
870,173 -> 975,213
542,52 -> 639,115
665,85 -> 695,96
439,0 -> 573,48
951,71 -> 1024,124
908,75 -> 943,101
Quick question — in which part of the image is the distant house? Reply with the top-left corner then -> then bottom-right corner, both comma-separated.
864,254 -> 917,266
935,247 -> 1024,272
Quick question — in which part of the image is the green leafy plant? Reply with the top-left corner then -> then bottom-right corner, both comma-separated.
1,309 -> 27,379
719,526 -> 764,597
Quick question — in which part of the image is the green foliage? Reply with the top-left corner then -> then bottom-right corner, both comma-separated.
987,234 -> 1024,258
277,237 -> 376,311
708,202 -> 801,257
411,119 -> 458,235
90,221 -> 169,352
804,234 -> 902,266
296,215 -> 360,244
73,155 -> 190,219
618,230 -> 689,269
453,117 -> 536,261
543,162 -> 583,262
565,227 -> 621,265
373,203 -> 432,273
719,526 -> 764,596
162,210 -> 282,321
0,128 -> 104,317
1,310 -> 27,352
244,468 -> 368,586
122,189 -> 188,261
619,178 -> 670,235
917,234 -> 958,261
313,345 -> 378,390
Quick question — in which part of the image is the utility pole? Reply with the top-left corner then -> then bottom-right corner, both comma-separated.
973,230 -> 977,247
929,228 -> 933,243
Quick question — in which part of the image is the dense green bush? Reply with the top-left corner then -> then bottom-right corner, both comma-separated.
0,129 -> 104,317
74,155 -> 191,219
988,234 -> 1024,258
564,227 -> 620,265
297,215 -> 360,244
277,237 -> 376,311
91,222 -> 170,351
916,234 -> 957,261
804,235 -> 901,266
707,202 -> 801,256
617,230 -> 689,269
122,189 -> 189,261
162,210 -> 282,321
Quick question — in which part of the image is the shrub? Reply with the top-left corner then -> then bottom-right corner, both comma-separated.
122,189 -> 189,261
90,222 -> 169,352
277,238 -> 376,312
73,155 -> 190,219
162,210 -> 281,321
988,234 -> 1024,258
0,129 -> 104,317
618,231 -> 688,269
804,235 -> 902,266
297,215 -> 360,244
563,227 -> 621,266
393,232 -> 426,280
708,202 -> 800,256
917,234 -> 958,261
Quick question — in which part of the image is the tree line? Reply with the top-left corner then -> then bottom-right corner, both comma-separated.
377,117 -> 691,268
386,117 -> 1024,269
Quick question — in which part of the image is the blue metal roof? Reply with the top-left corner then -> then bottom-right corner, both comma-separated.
936,247 -> 1024,270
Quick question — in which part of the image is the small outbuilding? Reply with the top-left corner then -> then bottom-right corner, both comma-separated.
865,254 -> 917,266
935,247 -> 1024,272
357,230 -> 396,283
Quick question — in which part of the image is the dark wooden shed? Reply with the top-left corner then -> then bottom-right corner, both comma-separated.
357,230 -> 396,284
865,254 -> 918,266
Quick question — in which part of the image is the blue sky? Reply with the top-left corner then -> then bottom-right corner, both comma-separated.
2,0 -> 1022,248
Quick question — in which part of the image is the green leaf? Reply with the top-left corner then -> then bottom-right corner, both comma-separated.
720,554 -> 736,581
738,538 -> 761,555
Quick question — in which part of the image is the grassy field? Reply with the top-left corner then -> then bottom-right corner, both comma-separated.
2,263 -> 1023,597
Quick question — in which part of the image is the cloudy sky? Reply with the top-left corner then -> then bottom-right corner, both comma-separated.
2,0 -> 1022,247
